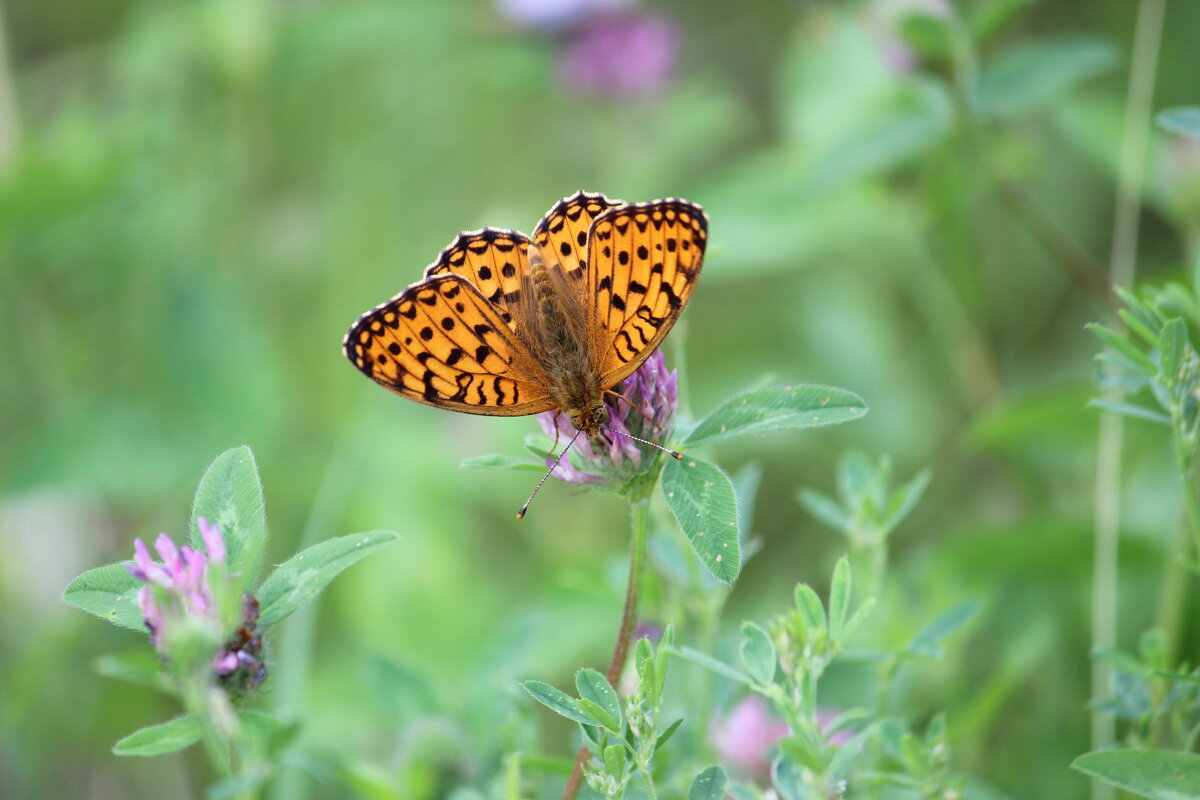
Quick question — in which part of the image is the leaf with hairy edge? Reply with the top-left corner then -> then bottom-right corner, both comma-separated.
1072,749 -> 1200,799
576,669 -> 622,732
460,454 -> 546,472
113,715 -> 202,756
662,456 -> 741,583
190,446 -> 267,581
684,385 -> 867,447
62,563 -> 146,631
688,766 -> 729,800
521,681 -> 595,725
256,531 -> 398,627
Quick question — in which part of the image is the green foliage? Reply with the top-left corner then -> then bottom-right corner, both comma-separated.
799,451 -> 929,550
61,562 -> 147,631
682,385 -> 868,447
521,681 -> 597,726
467,380 -> 868,585
978,36 -> 1119,118
255,530 -> 399,627
1090,284 -> 1200,442
679,546 -> 977,799
523,627 -> 678,800
661,456 -> 741,584
1090,278 -> 1200,565
738,621 -> 777,687
112,715 -> 203,757
1157,106 -> 1200,139
1072,749 -> 1200,799
1089,630 -> 1200,748
687,766 -> 728,800
907,601 -> 982,660
190,446 -> 267,583
63,447 -> 397,791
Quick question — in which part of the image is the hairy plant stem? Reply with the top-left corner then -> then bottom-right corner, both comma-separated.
1092,4 -> 1167,800
188,688 -> 233,782
638,759 -> 659,800
183,678 -> 257,800
564,496 -> 652,796
562,498 -> 652,800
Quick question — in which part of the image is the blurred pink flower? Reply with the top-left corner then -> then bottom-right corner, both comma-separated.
711,696 -> 789,776
558,13 -> 679,96
711,696 -> 853,776
817,707 -> 853,747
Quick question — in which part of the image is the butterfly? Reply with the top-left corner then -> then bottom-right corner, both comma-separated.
343,191 -> 707,442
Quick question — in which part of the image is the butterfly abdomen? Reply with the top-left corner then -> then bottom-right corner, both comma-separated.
526,244 -> 606,437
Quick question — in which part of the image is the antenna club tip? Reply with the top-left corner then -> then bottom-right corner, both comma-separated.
516,507 -> 528,519
671,451 -> 683,459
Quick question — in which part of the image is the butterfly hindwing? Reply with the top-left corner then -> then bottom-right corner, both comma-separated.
344,274 -> 554,415
533,191 -> 625,282
587,198 -> 708,386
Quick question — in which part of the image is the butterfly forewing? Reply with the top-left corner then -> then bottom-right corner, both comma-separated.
586,198 -> 708,386
533,191 -> 625,282
344,274 -> 554,415
424,228 -> 532,333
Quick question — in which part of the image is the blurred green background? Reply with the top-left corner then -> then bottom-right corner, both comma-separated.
3,0 -> 1200,797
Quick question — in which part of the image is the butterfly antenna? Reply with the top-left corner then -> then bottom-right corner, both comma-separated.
601,425 -> 683,460
517,431 -> 582,519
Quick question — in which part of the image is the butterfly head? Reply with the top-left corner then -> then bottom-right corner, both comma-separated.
568,401 -> 608,439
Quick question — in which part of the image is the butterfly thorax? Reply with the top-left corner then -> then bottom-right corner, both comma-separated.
525,244 -> 608,438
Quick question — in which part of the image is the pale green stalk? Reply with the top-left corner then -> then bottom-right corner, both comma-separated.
0,4 -> 18,173
1092,5 -> 1167,800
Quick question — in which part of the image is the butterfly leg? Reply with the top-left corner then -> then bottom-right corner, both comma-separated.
549,409 -> 564,455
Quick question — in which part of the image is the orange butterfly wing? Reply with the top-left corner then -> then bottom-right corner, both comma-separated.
586,198 -> 708,387
533,191 -> 625,282
423,228 -> 532,334
343,273 -> 553,415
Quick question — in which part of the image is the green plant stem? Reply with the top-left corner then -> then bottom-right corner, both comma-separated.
609,500 -> 652,685
1092,4 -> 1168,800
638,758 -> 659,800
1173,419 -> 1200,560
188,690 -> 233,782
0,3 -> 18,173
183,680 -> 258,799
562,499 -> 652,800
849,538 -> 887,608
